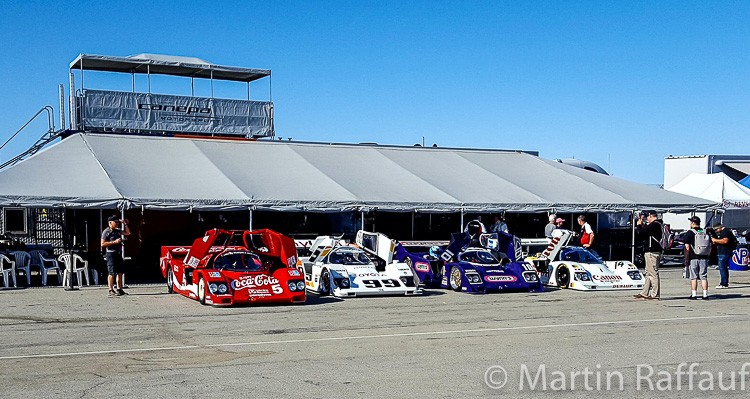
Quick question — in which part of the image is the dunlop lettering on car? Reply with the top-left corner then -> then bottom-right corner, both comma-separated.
485,275 -> 517,282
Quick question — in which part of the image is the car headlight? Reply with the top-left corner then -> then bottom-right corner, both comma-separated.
217,283 -> 228,294
209,283 -> 218,293
575,272 -> 591,281
297,281 -> 305,291
400,277 -> 408,285
466,274 -> 481,284
287,281 -> 297,291
628,271 -> 642,280
524,273 -> 538,282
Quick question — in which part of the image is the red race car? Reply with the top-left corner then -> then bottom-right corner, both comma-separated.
160,229 -> 305,305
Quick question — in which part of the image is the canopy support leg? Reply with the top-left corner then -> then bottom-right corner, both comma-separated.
631,210 -> 636,264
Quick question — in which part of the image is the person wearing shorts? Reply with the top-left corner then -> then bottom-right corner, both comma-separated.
101,215 -> 130,297
683,216 -> 709,300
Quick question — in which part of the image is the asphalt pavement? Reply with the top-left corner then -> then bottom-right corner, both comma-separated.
1,267 -> 749,398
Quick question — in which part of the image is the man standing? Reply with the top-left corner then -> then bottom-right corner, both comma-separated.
464,215 -> 486,234
489,215 -> 509,234
544,214 -> 557,238
102,215 -> 130,297
684,216 -> 710,300
711,222 -> 736,289
634,210 -> 662,300
577,215 -> 594,248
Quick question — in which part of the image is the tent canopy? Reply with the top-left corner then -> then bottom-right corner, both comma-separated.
667,172 -> 750,209
70,53 -> 271,83
0,133 -> 719,212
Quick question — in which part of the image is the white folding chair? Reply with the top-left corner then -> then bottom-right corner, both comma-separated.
30,250 -> 62,286
10,251 -> 31,286
0,254 -> 17,288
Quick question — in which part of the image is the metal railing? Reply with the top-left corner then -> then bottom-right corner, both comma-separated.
0,106 -> 63,170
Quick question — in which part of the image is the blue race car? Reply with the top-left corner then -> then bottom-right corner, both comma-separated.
395,228 -> 543,293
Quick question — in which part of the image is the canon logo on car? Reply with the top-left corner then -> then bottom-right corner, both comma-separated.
485,275 -> 517,282
138,103 -> 211,114
233,275 -> 279,290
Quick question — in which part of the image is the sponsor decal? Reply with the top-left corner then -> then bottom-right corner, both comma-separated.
288,269 -> 301,276
612,284 -> 634,288
357,272 -> 388,277
486,275 -> 517,282
592,275 -> 622,281
247,289 -> 272,297
542,237 -> 561,257
441,249 -> 454,262
185,256 -> 200,267
138,103 -> 211,115
732,248 -> 749,266
173,265 -> 179,273
415,262 -> 430,272
170,247 -> 190,253
232,275 -> 282,295
208,271 -> 221,278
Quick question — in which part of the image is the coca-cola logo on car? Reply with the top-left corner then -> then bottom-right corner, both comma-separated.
232,275 -> 279,290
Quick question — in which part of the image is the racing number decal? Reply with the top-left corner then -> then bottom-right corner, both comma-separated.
361,279 -> 401,288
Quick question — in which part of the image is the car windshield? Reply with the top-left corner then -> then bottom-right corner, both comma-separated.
214,251 -> 264,271
458,250 -> 499,265
327,247 -> 371,265
561,248 -> 603,264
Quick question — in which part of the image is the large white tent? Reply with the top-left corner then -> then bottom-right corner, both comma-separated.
0,133 -> 719,213
665,172 -> 750,229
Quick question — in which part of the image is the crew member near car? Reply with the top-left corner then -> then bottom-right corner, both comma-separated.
102,215 -> 130,297
577,215 -> 594,248
634,210 -> 662,300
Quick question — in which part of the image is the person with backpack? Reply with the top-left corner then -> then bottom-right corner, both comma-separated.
711,222 -> 737,289
633,210 -> 663,300
684,216 -> 711,300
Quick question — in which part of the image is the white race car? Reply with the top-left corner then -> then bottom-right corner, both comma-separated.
299,231 -> 420,297
524,230 -> 645,291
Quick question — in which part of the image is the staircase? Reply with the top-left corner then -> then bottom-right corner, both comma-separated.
0,106 -> 65,170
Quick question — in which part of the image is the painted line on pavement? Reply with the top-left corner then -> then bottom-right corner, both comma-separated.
0,314 -> 740,361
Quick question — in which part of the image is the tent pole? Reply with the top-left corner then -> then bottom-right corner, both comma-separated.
631,210 -> 636,263
132,71 -> 135,92
210,69 -> 214,98
411,211 -> 415,240
361,210 -> 365,231
147,64 -> 151,93
249,209 -> 253,231
247,81 -> 250,100
460,209 -> 464,232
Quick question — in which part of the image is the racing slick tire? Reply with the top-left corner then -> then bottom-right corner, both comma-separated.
198,275 -> 207,305
166,269 -> 175,294
319,269 -> 332,296
557,265 -> 570,289
449,266 -> 462,291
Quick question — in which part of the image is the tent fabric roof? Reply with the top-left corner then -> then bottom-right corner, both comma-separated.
722,162 -> 750,175
667,172 -> 750,208
70,53 -> 271,82
0,133 -> 719,212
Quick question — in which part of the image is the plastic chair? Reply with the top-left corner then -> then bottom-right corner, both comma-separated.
0,254 -> 17,288
73,254 -> 97,285
30,250 -> 62,286
9,251 -> 31,286
59,253 -> 82,288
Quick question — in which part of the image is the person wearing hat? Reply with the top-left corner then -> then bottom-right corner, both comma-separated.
633,210 -> 662,300
544,214 -> 557,238
711,222 -> 737,289
684,216 -> 710,300
101,215 -> 130,297
555,217 -> 566,229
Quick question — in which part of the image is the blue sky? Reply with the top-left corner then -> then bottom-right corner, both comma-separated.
1,1 -> 749,184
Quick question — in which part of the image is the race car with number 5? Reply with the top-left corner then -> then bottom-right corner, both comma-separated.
160,229 -> 305,305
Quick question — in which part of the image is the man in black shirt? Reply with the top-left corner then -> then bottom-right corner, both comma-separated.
633,210 -> 662,300
711,222 -> 736,289
101,215 -> 130,297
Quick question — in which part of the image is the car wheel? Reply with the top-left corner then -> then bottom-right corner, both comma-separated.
166,269 -> 175,294
557,265 -> 570,288
320,269 -> 331,296
449,266 -> 462,291
198,276 -> 207,305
